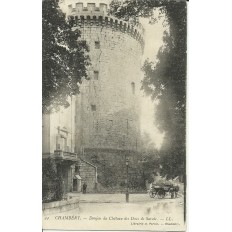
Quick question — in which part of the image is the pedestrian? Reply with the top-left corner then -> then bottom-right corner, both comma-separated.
83,182 -> 87,194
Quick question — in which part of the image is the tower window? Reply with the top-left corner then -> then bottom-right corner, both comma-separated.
56,143 -> 61,150
94,71 -> 99,80
91,104 -> 96,111
95,41 -> 100,49
131,82 -> 135,94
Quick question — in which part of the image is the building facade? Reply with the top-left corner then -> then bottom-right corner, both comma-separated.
42,97 -> 98,194
42,0 -> 144,194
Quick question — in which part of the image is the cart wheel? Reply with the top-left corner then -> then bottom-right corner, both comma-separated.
175,192 -> 178,198
158,190 -> 165,199
171,191 -> 174,199
149,191 -> 155,198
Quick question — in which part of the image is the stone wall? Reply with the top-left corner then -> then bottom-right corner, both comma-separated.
82,148 -> 141,191
42,198 -> 79,215
79,159 -> 97,192
75,16 -> 143,153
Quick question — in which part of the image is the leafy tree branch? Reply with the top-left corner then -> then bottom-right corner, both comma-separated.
42,0 -> 90,114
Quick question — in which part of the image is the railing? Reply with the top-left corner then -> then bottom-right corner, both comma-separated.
54,150 -> 78,161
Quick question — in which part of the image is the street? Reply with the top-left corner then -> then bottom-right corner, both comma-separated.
43,193 -> 185,231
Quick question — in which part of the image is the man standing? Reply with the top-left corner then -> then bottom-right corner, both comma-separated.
83,182 -> 87,194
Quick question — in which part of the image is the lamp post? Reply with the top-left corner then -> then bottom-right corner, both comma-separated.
126,157 -> 129,202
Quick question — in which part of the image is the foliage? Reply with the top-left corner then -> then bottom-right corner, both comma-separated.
42,0 -> 89,114
136,132 -> 161,187
42,158 -> 63,202
140,132 -> 158,155
89,133 -> 161,191
151,174 -> 183,193
89,154 -> 118,188
99,165 -> 118,188
110,0 -> 187,179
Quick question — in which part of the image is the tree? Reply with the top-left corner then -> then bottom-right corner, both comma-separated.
110,0 -> 187,179
42,158 -> 63,202
42,0 -> 89,114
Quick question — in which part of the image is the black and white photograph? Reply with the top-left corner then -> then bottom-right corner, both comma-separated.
3,1 -> 232,232
42,0 -> 187,230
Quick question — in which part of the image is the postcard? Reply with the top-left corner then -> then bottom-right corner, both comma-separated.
42,0 -> 187,231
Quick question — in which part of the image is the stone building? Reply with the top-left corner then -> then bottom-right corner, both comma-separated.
43,0 -> 144,194
42,98 -> 98,194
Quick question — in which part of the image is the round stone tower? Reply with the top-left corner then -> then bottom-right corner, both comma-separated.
60,1 -> 144,175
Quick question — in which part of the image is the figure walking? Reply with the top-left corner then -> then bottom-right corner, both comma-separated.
83,182 -> 87,194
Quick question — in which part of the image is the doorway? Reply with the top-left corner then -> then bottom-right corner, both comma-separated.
73,175 -> 82,192
73,179 -> 77,192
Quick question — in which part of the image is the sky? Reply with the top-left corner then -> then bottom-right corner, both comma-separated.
139,16 -> 166,150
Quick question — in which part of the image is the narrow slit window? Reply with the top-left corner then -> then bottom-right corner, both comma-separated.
56,143 -> 61,150
131,82 -> 135,94
95,41 -> 100,49
91,104 -> 96,111
94,71 -> 99,80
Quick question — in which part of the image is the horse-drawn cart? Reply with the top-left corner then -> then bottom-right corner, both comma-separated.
149,184 -> 179,199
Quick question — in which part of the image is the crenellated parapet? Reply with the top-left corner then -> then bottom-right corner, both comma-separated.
59,0 -> 145,48
62,2 -> 109,16
60,0 -> 110,10
71,15 -> 144,48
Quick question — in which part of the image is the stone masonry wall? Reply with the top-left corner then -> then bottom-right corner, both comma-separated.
74,14 -> 144,153
82,148 -> 141,191
79,160 -> 97,192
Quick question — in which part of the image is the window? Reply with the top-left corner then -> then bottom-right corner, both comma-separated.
94,71 -> 99,80
56,143 -> 61,150
95,41 -> 100,49
66,145 -> 70,152
56,134 -> 62,150
131,82 -> 135,94
91,104 -> 96,111
63,137 -> 67,150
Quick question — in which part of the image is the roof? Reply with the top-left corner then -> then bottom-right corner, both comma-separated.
80,158 -> 97,169
74,175 -> 82,180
